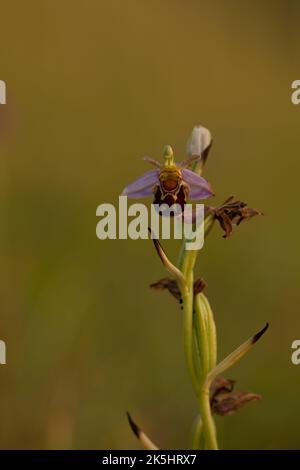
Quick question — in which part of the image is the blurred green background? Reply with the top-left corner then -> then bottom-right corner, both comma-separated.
0,0 -> 299,450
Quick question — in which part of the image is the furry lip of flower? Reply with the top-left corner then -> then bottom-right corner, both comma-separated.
121,127 -> 215,210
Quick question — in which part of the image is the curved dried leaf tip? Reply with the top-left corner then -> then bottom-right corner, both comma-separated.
252,322 -> 269,344
148,228 -> 188,294
206,323 -> 269,388
126,412 -> 159,450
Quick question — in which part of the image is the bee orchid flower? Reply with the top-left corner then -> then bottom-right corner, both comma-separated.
122,126 -> 215,210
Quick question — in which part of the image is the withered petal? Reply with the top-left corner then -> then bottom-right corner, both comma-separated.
150,277 -> 181,301
210,377 -> 262,417
210,377 -> 235,400
193,277 -> 208,295
150,276 -> 207,303
211,391 -> 262,416
215,211 -> 233,238
212,198 -> 262,238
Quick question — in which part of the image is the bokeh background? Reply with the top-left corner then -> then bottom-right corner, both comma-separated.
0,0 -> 299,450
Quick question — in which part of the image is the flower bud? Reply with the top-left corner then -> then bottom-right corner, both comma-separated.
186,125 -> 212,175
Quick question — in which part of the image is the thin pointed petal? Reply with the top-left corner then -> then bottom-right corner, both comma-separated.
122,169 -> 159,198
186,125 -> 212,157
178,154 -> 202,168
143,156 -> 162,168
126,412 -> 159,450
205,323 -> 269,389
182,169 -> 214,199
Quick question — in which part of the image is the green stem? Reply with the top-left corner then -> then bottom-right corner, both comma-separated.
191,415 -> 204,450
182,271 -> 199,394
181,231 -> 203,395
180,226 -> 218,450
198,387 -> 218,450
177,214 -> 215,270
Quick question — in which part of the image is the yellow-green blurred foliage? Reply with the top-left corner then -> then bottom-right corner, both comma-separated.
0,0 -> 299,449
